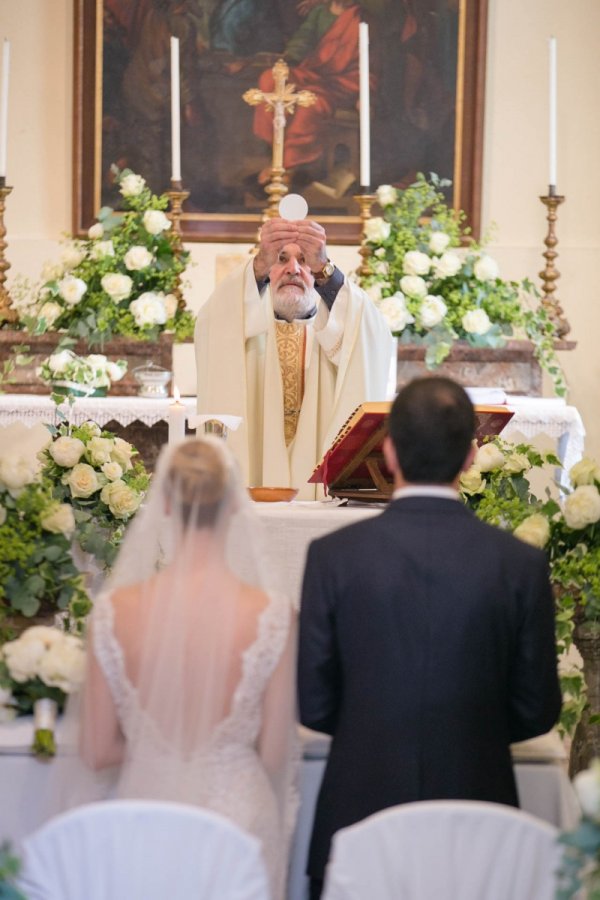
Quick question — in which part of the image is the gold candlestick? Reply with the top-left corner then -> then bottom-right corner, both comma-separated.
0,182 -> 18,325
166,180 -> 190,238
262,166 -> 288,221
353,191 -> 377,277
539,190 -> 570,337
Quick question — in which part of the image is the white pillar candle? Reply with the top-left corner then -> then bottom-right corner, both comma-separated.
548,36 -> 557,189
358,22 -> 370,188
0,39 -> 10,179
170,36 -> 181,183
168,386 -> 186,445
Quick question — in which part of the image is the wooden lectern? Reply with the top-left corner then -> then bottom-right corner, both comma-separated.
309,402 -> 515,502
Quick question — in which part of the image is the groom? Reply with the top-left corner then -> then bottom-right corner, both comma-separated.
298,376 -> 562,897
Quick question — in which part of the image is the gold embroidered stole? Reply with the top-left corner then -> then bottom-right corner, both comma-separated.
275,320 -> 306,446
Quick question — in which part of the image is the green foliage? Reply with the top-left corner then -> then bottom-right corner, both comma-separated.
0,842 -> 26,900
359,173 -> 567,397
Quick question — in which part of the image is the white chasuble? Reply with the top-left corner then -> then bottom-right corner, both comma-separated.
195,258 -> 394,499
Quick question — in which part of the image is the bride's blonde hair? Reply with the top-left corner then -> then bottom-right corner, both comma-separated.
166,439 -> 233,528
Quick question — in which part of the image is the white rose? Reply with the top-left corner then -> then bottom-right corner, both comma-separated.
570,458 -> 600,488
40,502 -> 76,537
50,435 -> 85,468
106,361 -> 126,382
37,635 -> 86,693
399,275 -> 428,298
0,504 -> 6,526
58,276 -> 87,307
502,453 -> 531,476
459,466 -> 486,496
575,762 -> 600,820
419,295 -> 447,329
83,421 -> 102,437
41,261 -> 64,282
120,173 -> 146,197
366,283 -> 383,303
101,479 -> 142,518
63,463 -> 103,498
60,244 -> 86,270
102,461 -> 123,481
474,254 -> 500,281
143,209 -> 171,235
376,184 -> 397,207
374,247 -> 386,259
0,455 -> 40,495
432,252 -> 462,279
88,222 -> 104,239
378,293 -> 415,333
373,261 -> 389,277
2,637 -> 46,682
164,293 -> 178,319
85,436 -> 114,467
101,272 -> 133,302
39,301 -> 62,327
364,217 -> 391,243
90,240 -> 115,260
462,308 -> 492,335
129,291 -> 167,327
47,349 -> 76,375
111,437 -> 134,470
429,232 -> 451,254
19,626 -> 63,647
474,442 -> 505,473
124,246 -> 154,271
86,354 -> 108,370
403,250 -> 431,276
563,485 -> 600,530
513,513 -> 550,549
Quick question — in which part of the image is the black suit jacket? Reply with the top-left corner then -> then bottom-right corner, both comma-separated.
298,497 -> 562,880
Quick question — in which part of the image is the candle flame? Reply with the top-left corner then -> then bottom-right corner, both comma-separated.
173,385 -> 180,402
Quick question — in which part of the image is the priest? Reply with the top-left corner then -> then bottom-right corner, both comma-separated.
194,217 -> 394,498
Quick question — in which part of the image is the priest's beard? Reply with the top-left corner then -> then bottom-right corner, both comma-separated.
272,281 -> 315,322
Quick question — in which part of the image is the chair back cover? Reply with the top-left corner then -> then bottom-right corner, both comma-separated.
18,799 -> 270,900
322,800 -> 560,900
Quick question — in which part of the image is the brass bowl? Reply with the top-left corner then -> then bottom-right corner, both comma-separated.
248,487 -> 299,503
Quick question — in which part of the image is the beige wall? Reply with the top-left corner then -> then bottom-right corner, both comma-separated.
2,0 -> 599,455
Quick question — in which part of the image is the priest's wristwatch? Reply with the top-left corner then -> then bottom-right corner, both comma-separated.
311,259 -> 335,281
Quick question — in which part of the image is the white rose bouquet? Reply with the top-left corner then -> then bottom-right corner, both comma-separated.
358,173 -> 565,396
0,626 -> 85,757
37,347 -> 127,397
20,168 -> 195,344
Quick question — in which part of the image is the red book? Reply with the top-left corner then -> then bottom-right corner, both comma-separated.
309,402 -> 514,501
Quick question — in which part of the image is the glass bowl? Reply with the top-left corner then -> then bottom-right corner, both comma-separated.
133,362 -> 172,398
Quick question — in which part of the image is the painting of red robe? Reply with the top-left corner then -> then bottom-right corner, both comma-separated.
74,0 -> 487,242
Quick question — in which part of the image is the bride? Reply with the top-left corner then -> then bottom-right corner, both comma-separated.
68,437 -> 299,898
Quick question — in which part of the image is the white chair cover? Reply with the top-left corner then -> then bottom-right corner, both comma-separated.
17,799 -> 270,900
322,800 -> 561,900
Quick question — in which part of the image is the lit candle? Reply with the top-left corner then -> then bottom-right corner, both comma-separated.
0,39 -> 10,180
170,36 -> 181,183
168,385 -> 186,445
548,36 -> 557,190
358,22 -> 370,188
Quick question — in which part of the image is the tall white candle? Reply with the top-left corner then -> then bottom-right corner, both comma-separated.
0,39 -> 10,179
168,386 -> 186,445
358,22 -> 370,188
170,36 -> 181,183
548,36 -> 557,189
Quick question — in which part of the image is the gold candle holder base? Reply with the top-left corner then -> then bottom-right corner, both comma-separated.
353,191 -> 378,277
539,190 -> 570,338
262,167 -> 289,221
0,183 -> 18,326
166,181 -> 190,238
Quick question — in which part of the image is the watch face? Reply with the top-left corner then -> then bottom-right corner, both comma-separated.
320,261 -> 334,278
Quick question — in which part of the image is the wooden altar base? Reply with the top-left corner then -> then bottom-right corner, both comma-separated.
0,330 -> 175,396
396,340 -> 575,395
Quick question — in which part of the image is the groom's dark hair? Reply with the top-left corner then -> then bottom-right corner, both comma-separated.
388,376 -> 475,484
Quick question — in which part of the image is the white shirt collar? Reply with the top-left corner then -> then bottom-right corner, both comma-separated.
392,485 -> 460,501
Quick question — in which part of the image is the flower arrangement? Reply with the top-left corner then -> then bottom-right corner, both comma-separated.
0,625 -> 85,756
0,841 -> 26,900
37,348 -> 127,397
557,758 -> 600,898
17,168 -> 195,344
358,174 -> 566,396
460,437 -> 600,735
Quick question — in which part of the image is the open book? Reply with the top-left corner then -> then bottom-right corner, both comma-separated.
309,401 -> 514,502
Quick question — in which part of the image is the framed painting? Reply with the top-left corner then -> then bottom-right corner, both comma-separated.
73,0 -> 488,243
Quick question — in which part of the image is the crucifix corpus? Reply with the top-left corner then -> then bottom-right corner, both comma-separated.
243,58 -> 316,219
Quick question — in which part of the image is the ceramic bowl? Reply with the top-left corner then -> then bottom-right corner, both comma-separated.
247,487 -> 299,503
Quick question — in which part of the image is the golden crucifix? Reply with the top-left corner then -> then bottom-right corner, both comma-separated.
243,58 -> 316,218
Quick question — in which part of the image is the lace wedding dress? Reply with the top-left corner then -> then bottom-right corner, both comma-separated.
91,587 -> 299,899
